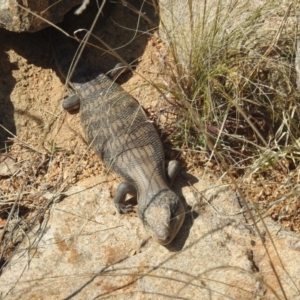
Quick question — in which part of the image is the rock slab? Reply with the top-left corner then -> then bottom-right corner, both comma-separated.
0,0 -> 82,32
1,173 -> 299,299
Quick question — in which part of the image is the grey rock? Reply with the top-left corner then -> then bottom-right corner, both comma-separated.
0,0 -> 82,32
0,174 -> 270,300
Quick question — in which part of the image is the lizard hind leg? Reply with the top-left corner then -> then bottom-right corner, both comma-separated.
62,93 -> 80,113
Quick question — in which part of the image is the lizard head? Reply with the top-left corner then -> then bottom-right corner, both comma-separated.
140,190 -> 185,245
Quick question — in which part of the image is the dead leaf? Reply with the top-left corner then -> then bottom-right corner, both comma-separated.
0,156 -> 18,176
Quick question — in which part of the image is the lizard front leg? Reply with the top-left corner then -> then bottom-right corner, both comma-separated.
167,160 -> 180,186
114,182 -> 136,214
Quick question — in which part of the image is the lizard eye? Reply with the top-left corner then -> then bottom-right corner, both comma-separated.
162,192 -> 181,218
170,199 -> 179,217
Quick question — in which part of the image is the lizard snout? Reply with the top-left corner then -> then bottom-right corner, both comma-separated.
143,191 -> 185,245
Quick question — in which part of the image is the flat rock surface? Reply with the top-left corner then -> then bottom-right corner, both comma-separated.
0,174 -> 262,299
1,172 -> 299,299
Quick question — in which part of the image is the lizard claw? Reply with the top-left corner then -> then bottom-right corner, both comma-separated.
115,203 -> 133,214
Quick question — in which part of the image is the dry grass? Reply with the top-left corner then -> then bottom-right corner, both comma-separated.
155,1 -> 300,297
158,0 -> 300,233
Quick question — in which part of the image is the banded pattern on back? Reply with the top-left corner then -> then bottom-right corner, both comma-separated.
80,74 -> 167,196
49,27 -> 184,245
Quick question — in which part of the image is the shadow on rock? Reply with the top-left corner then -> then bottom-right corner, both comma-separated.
50,1 -> 158,87
0,0 -> 158,150
166,171 -> 200,251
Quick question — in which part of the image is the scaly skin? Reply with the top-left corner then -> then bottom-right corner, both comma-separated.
49,28 -> 185,245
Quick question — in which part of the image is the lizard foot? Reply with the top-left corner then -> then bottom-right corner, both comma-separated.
114,182 -> 136,214
115,203 -> 133,214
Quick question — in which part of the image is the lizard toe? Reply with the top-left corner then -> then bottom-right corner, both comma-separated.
115,203 -> 133,214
